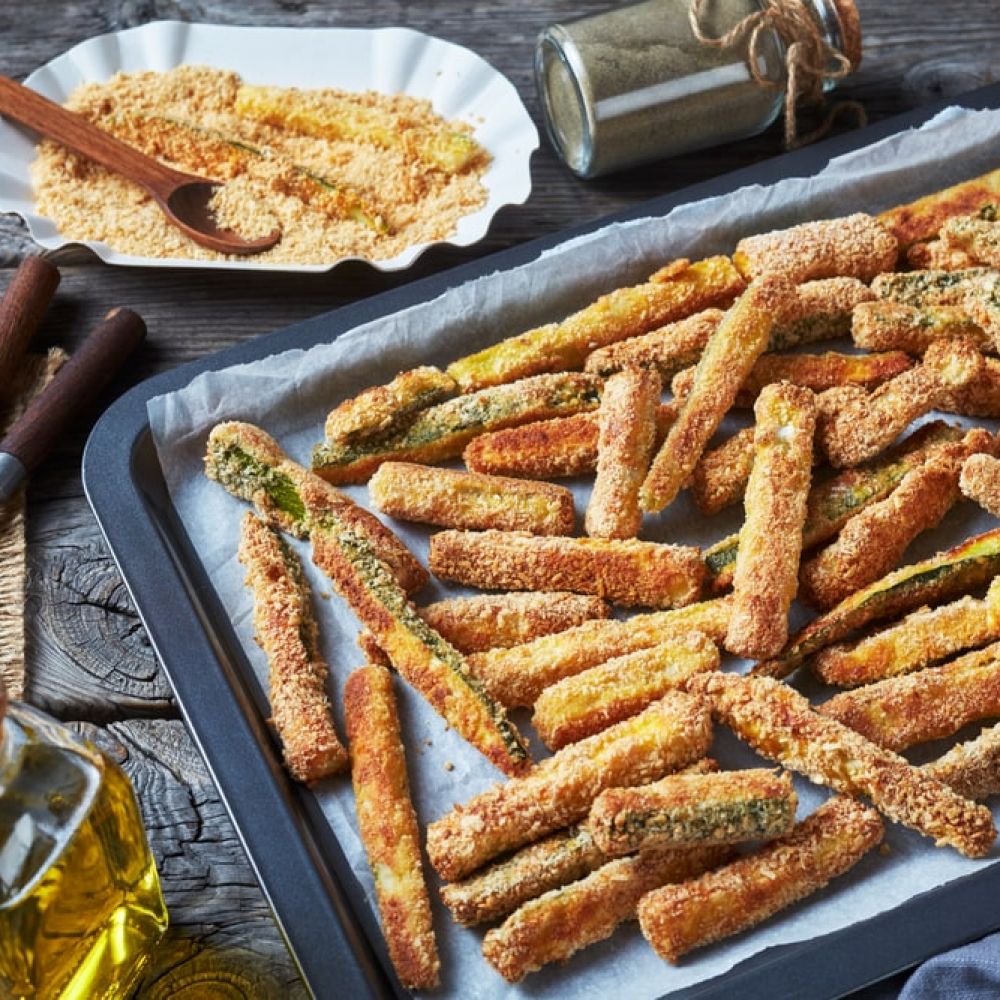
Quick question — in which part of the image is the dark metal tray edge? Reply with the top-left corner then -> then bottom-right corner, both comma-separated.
83,82 -> 1000,1000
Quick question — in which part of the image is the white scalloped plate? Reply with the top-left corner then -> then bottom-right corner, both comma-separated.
0,21 -> 539,272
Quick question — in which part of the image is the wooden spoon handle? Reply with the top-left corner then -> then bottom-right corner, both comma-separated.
0,75 -> 192,199
1,307 -> 146,474
0,256 -> 60,399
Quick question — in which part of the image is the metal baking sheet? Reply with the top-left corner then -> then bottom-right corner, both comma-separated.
84,82 -> 1000,1000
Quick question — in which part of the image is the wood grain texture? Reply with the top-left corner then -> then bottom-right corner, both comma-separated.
3,2 -> 997,996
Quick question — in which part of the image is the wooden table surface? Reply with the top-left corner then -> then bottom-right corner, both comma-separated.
2,2 -> 998,996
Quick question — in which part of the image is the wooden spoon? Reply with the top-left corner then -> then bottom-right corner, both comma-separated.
0,75 -> 280,255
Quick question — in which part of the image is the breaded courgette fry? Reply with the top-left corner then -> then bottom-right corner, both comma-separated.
583,308 -> 724,378
462,402 -> 678,480
236,83 -> 485,174
703,533 -> 741,594
689,671 -> 995,857
943,357 -> 1000,418
800,430 -> 996,609
820,640 -> 1000,752
961,452 -> 1000,515
426,693 -> 713,881
440,759 -> 719,927
766,276 -> 876,349
906,239 -> 978,271
445,257 -> 745,392
924,724 -> 1000,801
689,426 -> 756,516
964,271 -> 1000,349
589,768 -> 796,857
586,367 -> 660,538
532,633 -> 719,750
851,301 -> 988,355
816,336 -> 984,467
324,366 -> 457,446
671,350 -> 912,407
418,592 -> 610,654
637,796 -> 884,964
870,267 -> 990,308
312,372 -> 602,484
466,596 -> 732,708
343,665 -> 439,990
758,527 -> 1000,678
369,461 -> 575,535
429,529 -> 704,609
483,842 -> 730,982
732,214 -> 898,283
812,579 -> 1000,687
204,421 -> 426,592
239,513 -> 348,782
941,213 -> 1000,267
726,383 -> 816,659
642,275 -> 793,513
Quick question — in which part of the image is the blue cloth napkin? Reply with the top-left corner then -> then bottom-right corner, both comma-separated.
898,932 -> 1000,999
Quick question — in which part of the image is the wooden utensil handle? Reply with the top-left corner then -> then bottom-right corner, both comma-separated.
1,307 -> 146,473
0,75 -> 192,199
0,256 -> 60,397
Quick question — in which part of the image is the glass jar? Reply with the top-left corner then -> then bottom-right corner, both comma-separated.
536,0 -> 860,178
0,680 -> 168,998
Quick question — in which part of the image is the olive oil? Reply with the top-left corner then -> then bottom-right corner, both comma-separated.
0,699 -> 168,999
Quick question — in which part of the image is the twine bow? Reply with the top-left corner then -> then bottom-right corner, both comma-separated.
688,0 -> 866,149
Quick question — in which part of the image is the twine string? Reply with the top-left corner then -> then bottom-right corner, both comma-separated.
688,0 -> 866,148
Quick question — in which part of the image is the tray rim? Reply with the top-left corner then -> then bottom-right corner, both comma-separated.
83,82 -> 1000,1000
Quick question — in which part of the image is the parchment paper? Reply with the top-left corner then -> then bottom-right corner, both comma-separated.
149,106 -> 1000,998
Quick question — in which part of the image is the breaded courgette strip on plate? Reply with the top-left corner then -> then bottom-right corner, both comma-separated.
588,768 -> 796,857
642,274 -> 794,513
689,672 -> 996,857
445,256 -> 745,392
851,301 -> 988,355
765,276 -> 876,349
820,640 -> 1000,752
942,358 -> 1000,419
467,596 -> 732,708
344,665 -> 439,991
426,693 -> 712,881
369,461 -> 575,535
206,423 -> 530,777
726,383 -> 816,659
312,372 -> 602,484
532,633 -> 719,750
961,452 -> 1000,515
483,841 -> 731,982
941,213 -> 1000,268
757,527 -> 1000,679
812,578 -> 1000,687
689,426 -> 757,517
205,421 -> 426,591
925,724 -> 1000,801
239,512 -> 348,782
732,213 -> 898,283
637,796 -> 884,964
429,529 -> 704,609
870,267 -> 990,307
585,367 -> 660,539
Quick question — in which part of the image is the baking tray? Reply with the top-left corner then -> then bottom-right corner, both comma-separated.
84,83 -> 1000,1000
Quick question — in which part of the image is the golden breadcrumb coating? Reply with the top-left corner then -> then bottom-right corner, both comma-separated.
812,579 -> 1000,688
483,842 -> 730,982
960,452 -> 1000,516
924,724 -> 1000,801
870,267 -> 990,308
445,256 -> 744,392
583,308 -> 725,378
941,214 -> 1000,268
851,301 -> 988,355
344,665 -> 440,990
726,383 -> 816,659
532,632 -> 719,749
239,513 -> 348,782
767,276 -> 876,348
689,671 -> 996,857
417,591 -> 610,654
800,429 -> 997,609
943,358 -> 1000,419
466,597 -> 732,708
820,640 -> 1000,752
906,239 -> 978,271
588,768 -> 796,856
642,275 -> 794,513
429,529 -> 704,609
816,337 -> 985,468
425,693 -> 712,881
732,213 -> 898,283
369,461 -> 576,535
689,426 -> 756,516
586,367 -> 660,539
462,402 -> 678,480
637,796 -> 883,963
356,628 -> 392,667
